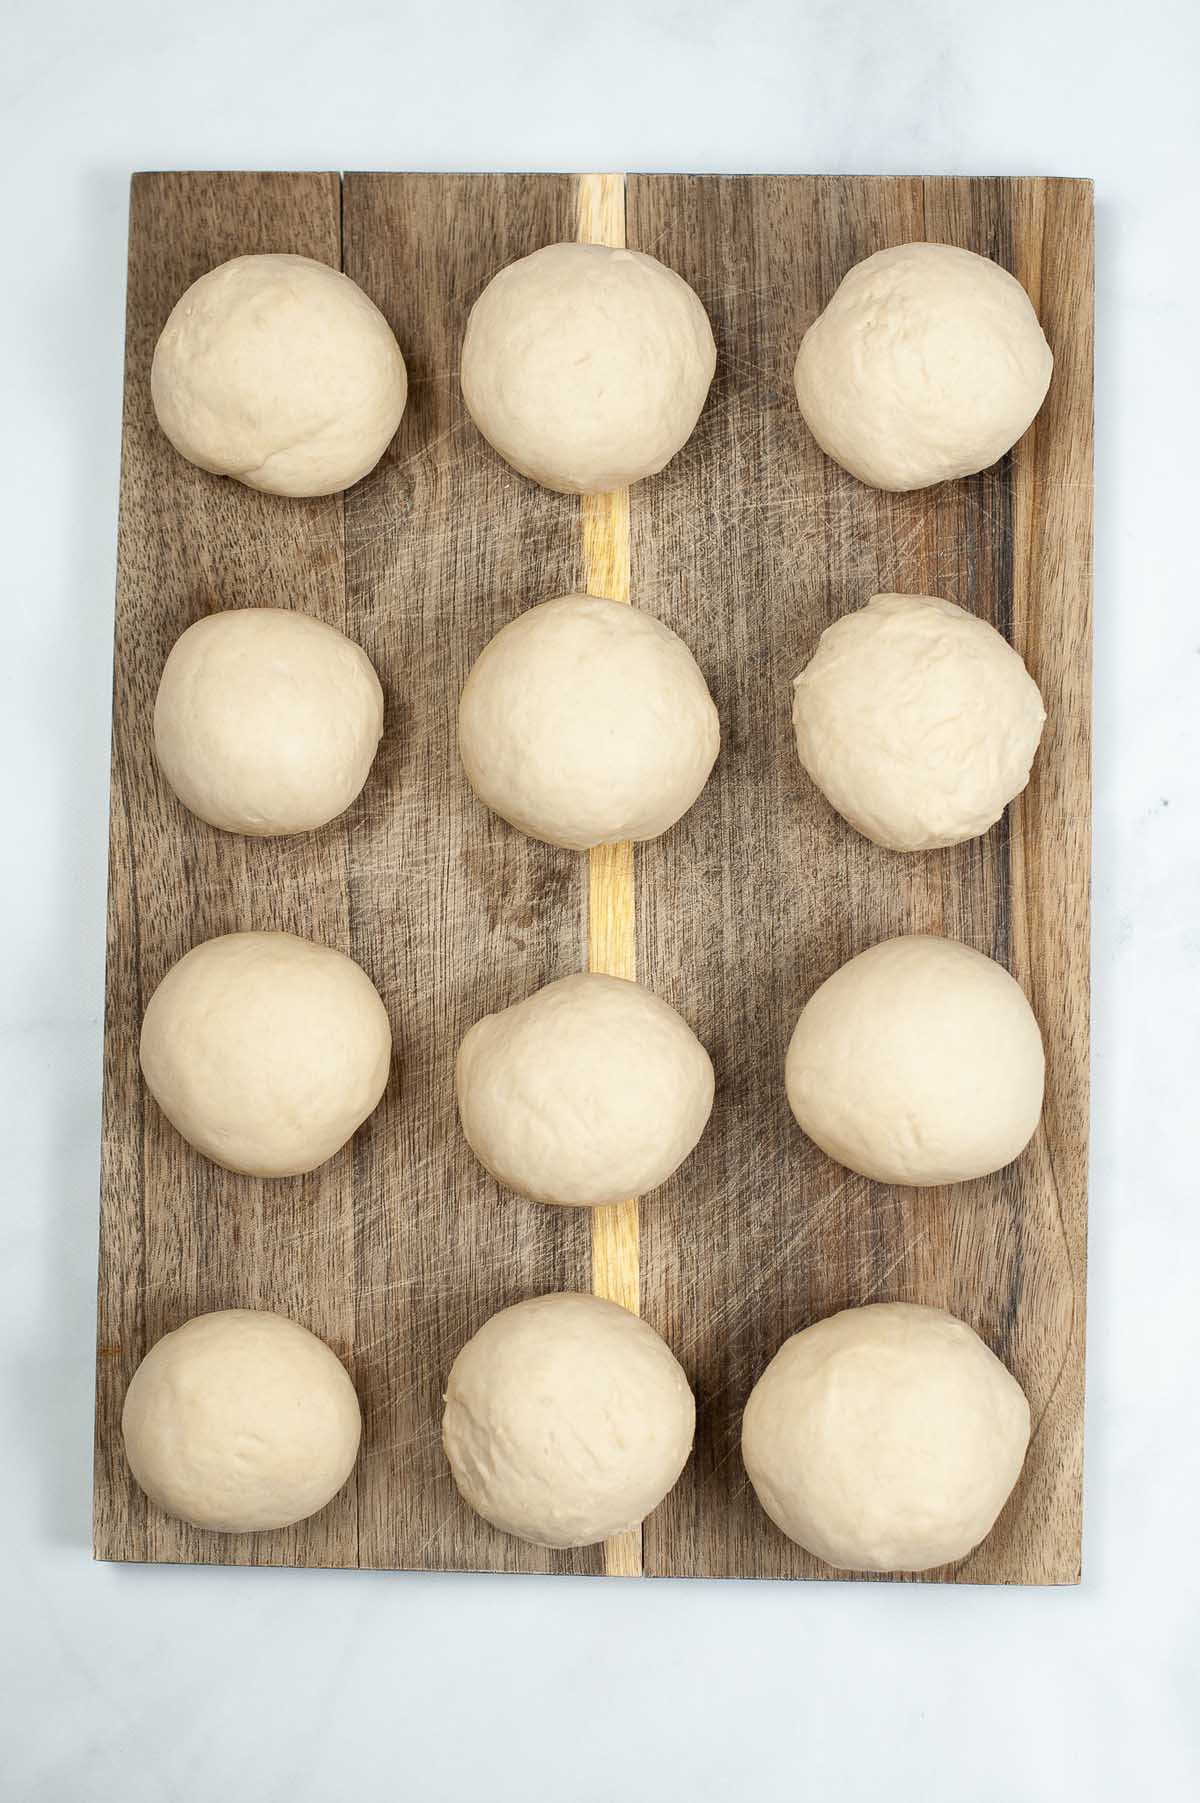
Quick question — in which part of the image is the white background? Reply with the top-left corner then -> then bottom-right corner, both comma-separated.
2,2 -> 1198,1798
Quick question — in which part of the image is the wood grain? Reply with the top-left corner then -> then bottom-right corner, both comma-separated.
95,172 -> 358,1569
627,175 -> 1092,1583
95,173 -> 1092,1583
340,173 -> 599,1575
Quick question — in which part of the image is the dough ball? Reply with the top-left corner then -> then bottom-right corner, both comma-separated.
443,1292 -> 695,1547
793,593 -> 1046,851
140,931 -> 392,1177
785,935 -> 1043,1186
154,609 -> 384,836
741,1302 -> 1031,1571
151,253 -> 407,496
457,972 -> 714,1207
122,1309 -> 362,1532
458,595 -> 719,850
794,242 -> 1052,491
461,242 -> 716,493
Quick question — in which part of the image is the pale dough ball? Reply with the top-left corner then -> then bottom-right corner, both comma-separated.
151,253 -> 407,496
793,593 -> 1046,851
458,595 -> 720,850
154,609 -> 384,836
456,972 -> 714,1207
742,1302 -> 1031,1572
785,935 -> 1043,1186
443,1292 -> 695,1547
122,1309 -> 362,1532
140,931 -> 392,1177
461,242 -> 716,493
794,242 -> 1053,491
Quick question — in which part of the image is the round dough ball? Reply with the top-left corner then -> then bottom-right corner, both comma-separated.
741,1302 -> 1031,1572
457,972 -> 714,1207
140,931 -> 392,1177
122,1309 -> 362,1532
785,935 -> 1044,1186
443,1292 -> 695,1547
154,609 -> 384,836
794,242 -> 1052,491
151,253 -> 407,496
458,595 -> 720,850
461,242 -> 716,493
793,593 -> 1046,851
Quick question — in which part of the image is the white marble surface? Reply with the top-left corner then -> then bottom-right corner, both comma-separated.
2,1 -> 1198,1797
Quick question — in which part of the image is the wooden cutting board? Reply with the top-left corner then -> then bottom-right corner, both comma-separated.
94,171 -> 1093,1583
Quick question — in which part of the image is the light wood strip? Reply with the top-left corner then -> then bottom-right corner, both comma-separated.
576,172 -> 641,1579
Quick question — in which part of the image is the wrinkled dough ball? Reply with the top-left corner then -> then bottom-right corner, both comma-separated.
459,595 -> 720,850
794,243 -> 1052,491
793,593 -> 1045,850
140,931 -> 392,1177
461,242 -> 716,493
742,1303 -> 1031,1571
785,935 -> 1044,1186
123,1309 -> 362,1532
443,1292 -> 695,1547
154,609 -> 384,836
151,254 -> 407,496
457,972 -> 714,1207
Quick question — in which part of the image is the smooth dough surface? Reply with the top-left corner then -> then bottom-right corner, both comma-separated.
785,934 -> 1044,1186
154,608 -> 384,836
792,592 -> 1046,850
140,931 -> 392,1177
122,1309 -> 362,1533
456,972 -> 714,1207
741,1302 -> 1031,1572
443,1292 -> 695,1547
151,253 -> 407,496
460,242 -> 716,493
458,594 -> 720,850
794,242 -> 1052,491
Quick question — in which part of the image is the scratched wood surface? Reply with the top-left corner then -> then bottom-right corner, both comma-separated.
94,172 -> 362,1571
630,176 -> 1092,1583
339,173 -> 599,1576
95,173 -> 1092,1583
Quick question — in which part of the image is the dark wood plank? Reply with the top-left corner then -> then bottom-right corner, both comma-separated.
341,173 -> 600,1574
94,171 -> 360,1568
999,176 -> 1093,1582
628,175 -> 1092,1583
